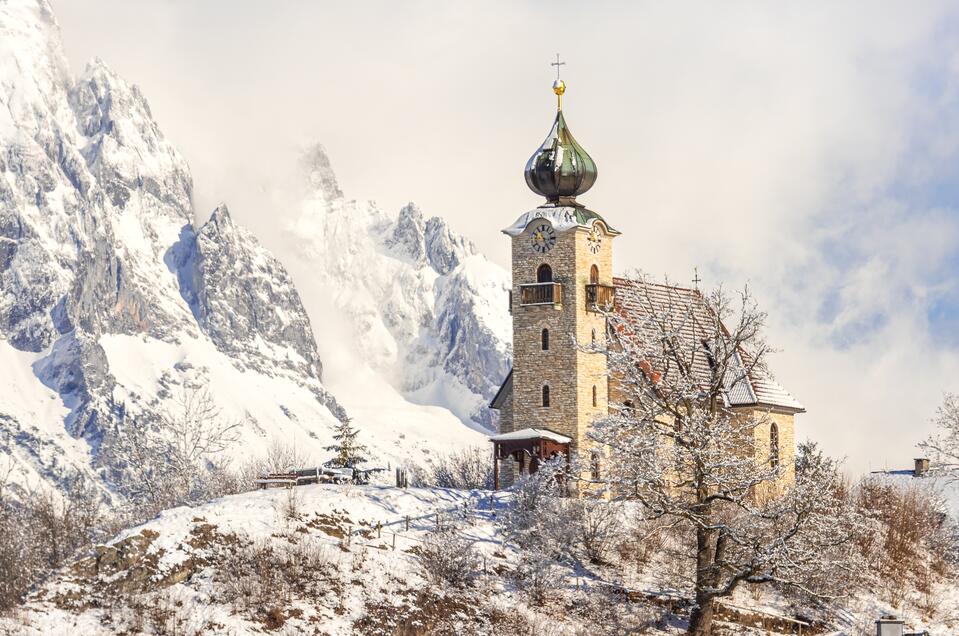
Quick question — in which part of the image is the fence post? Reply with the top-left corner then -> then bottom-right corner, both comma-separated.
377,522 -> 381,539
392,533 -> 396,551
405,515 -> 409,532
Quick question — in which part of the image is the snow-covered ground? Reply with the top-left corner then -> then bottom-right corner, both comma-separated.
4,482 -> 955,636
6,486 -> 517,635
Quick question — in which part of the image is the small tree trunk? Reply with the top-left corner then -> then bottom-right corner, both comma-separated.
690,505 -> 717,636
688,597 -> 715,636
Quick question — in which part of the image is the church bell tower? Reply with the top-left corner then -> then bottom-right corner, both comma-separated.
493,69 -> 620,485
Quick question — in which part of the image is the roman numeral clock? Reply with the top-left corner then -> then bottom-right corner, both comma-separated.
530,223 -> 556,253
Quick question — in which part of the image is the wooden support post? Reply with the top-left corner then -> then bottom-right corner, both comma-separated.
493,445 -> 500,491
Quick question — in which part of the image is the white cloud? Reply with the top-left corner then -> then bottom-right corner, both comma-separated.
51,0 -> 959,474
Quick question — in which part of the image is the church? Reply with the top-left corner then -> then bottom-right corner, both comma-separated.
489,72 -> 804,492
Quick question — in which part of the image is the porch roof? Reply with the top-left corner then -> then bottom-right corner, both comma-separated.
489,427 -> 572,444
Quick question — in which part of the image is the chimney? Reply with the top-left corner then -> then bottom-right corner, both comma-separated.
876,615 -> 904,636
913,458 -> 930,477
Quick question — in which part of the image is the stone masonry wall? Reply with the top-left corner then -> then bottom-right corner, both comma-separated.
509,217 -> 615,476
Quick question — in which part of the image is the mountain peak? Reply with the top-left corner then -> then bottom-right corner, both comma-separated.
301,143 -> 343,203
206,204 -> 234,228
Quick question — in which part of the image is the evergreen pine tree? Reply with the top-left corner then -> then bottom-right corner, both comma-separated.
324,418 -> 369,469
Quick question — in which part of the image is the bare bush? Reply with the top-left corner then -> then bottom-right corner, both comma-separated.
280,486 -> 302,522
417,526 -> 481,588
219,538 -> 331,610
408,446 -> 494,490
570,498 -> 623,564
0,473 -> 106,612
855,477 -> 953,607
429,447 -> 494,490
513,547 -> 561,605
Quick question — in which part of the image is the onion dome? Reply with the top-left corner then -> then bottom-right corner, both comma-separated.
524,79 -> 598,205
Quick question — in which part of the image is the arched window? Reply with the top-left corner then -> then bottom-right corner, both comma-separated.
537,264 -> 553,283
542,385 -> 550,407
623,400 -> 634,416
590,451 -> 601,480
590,264 -> 599,285
592,385 -> 597,407
541,328 -> 549,351
770,423 -> 780,468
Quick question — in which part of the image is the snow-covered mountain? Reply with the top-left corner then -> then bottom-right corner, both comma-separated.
284,145 -> 511,430
0,0 -> 511,498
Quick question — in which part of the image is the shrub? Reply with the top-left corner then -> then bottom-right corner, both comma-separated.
417,526 -> 480,587
410,447 -> 493,490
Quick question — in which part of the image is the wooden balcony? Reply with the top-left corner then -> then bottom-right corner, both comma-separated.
519,282 -> 563,307
585,284 -> 616,312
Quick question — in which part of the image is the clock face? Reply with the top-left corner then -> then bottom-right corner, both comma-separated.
587,228 -> 602,254
530,223 -> 556,253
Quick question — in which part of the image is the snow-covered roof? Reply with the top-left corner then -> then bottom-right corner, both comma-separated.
489,428 -> 572,444
613,277 -> 805,413
502,205 -> 619,237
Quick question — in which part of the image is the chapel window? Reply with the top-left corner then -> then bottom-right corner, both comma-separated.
590,264 -> 599,285
542,385 -> 550,407
537,264 -> 553,283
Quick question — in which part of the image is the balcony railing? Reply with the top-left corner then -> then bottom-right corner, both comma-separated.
585,284 -> 616,312
519,282 -> 563,307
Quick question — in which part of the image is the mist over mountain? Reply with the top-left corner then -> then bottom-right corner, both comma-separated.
0,0 -> 510,499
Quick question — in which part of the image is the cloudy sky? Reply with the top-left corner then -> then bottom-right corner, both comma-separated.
52,1 -> 959,474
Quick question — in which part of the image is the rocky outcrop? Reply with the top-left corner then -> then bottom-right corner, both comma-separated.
177,205 -> 325,381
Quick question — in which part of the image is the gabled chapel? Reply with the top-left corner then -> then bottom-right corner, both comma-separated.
489,71 -> 804,492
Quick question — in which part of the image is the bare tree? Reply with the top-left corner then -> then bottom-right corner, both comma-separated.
162,385 -> 240,468
590,276 -> 864,636
919,392 -> 959,478
101,381 -> 240,510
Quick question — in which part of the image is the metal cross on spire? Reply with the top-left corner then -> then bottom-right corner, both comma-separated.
551,53 -> 566,80
692,267 -> 702,290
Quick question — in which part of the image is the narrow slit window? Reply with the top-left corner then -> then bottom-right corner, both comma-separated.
541,328 -> 549,351
542,385 -> 550,407
770,423 -> 780,468
592,385 -> 597,407
590,451 -> 601,480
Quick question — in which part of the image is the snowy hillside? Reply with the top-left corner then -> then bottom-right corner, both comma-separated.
284,145 -> 512,431
0,0 -> 509,500
5,483 -> 954,636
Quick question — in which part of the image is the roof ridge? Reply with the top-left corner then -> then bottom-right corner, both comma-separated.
612,276 -> 700,294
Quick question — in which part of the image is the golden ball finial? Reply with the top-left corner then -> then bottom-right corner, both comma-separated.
552,78 -> 566,96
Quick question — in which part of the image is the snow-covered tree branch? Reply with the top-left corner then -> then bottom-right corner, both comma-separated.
919,393 -> 959,478
589,274 -> 865,636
